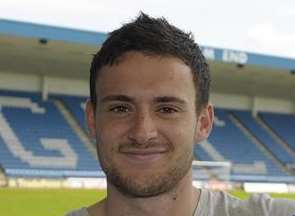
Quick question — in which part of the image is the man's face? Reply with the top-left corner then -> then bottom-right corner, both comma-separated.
87,51 -> 212,197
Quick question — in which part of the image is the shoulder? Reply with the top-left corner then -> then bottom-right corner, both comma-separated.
196,189 -> 295,216
250,193 -> 295,216
65,207 -> 90,216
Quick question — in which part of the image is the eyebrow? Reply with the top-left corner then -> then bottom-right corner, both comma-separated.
100,95 -> 134,103
100,95 -> 187,105
153,96 -> 187,105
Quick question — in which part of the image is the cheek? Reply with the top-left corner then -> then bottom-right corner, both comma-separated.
96,120 -> 128,148
172,116 -> 196,136
162,119 -> 196,147
95,124 -> 118,165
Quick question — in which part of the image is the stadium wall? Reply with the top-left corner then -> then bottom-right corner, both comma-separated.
0,71 -> 88,97
212,93 -> 295,114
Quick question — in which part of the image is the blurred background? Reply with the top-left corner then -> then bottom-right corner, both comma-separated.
0,1 -> 295,215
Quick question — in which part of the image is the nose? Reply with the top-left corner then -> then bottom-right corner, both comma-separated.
128,110 -> 158,145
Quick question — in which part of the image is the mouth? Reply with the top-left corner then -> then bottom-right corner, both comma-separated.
120,148 -> 168,163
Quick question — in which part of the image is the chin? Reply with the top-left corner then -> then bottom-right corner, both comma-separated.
107,166 -> 188,198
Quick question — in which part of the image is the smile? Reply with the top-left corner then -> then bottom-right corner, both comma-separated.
120,149 -> 168,163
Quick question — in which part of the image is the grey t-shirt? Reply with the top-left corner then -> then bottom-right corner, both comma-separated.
65,189 -> 295,216
195,189 -> 295,216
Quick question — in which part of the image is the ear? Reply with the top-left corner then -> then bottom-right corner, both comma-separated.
85,99 -> 96,139
195,103 -> 214,143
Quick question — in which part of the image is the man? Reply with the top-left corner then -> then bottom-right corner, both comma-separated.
67,13 -> 295,216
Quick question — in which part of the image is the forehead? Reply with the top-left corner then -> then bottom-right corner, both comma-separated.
96,52 -> 196,103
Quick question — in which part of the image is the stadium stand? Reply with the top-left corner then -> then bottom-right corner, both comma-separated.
57,95 -> 87,131
194,144 -> 214,161
259,112 -> 295,152
232,110 -> 295,165
206,108 -> 291,181
0,90 -> 101,178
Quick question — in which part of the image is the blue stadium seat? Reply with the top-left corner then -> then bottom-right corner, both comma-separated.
194,144 -> 214,161
208,109 -> 288,177
56,95 -> 88,131
232,110 -> 295,164
0,90 -> 100,178
259,112 -> 295,152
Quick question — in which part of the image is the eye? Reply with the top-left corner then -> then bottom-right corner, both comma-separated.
158,106 -> 179,114
109,105 -> 130,113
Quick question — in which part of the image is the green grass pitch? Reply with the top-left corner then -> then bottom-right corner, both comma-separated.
0,188 -> 295,216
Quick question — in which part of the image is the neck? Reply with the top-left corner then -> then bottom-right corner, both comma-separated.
100,170 -> 200,216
